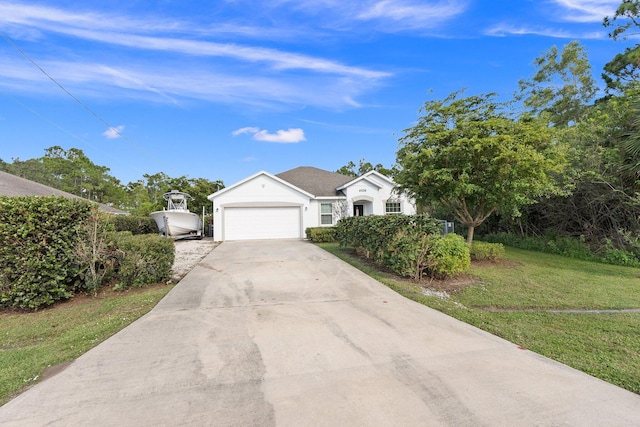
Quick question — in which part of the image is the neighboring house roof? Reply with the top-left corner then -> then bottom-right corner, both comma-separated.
276,166 -> 354,197
0,170 -> 129,215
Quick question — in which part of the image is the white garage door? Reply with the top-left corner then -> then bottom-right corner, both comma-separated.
223,207 -> 301,240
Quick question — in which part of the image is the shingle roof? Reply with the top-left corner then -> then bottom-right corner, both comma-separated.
276,166 -> 354,197
0,170 -> 129,215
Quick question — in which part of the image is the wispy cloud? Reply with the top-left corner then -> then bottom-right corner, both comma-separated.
484,23 -> 608,39
0,3 -> 388,79
264,0 -> 468,32
551,0 -> 619,23
0,3 -> 390,109
357,0 -> 468,29
232,127 -> 260,136
102,125 -> 125,139
232,127 -> 306,143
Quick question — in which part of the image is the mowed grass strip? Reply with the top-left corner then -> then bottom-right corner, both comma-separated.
318,243 -> 640,394
0,284 -> 173,405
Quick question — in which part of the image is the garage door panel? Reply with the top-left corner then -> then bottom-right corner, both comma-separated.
224,207 -> 301,240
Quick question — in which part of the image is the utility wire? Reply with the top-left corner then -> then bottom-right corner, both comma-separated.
1,31 -> 127,140
0,31 -> 176,177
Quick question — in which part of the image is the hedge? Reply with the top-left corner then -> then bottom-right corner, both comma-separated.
113,233 -> 175,288
336,214 -> 470,280
305,227 -> 337,242
0,197 -> 176,310
0,196 -> 92,309
110,215 -> 158,235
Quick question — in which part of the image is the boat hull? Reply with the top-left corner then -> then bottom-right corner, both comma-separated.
150,210 -> 202,238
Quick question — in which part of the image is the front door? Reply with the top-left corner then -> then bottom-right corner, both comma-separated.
353,204 -> 364,216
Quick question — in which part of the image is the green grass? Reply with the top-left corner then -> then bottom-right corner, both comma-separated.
318,243 -> 640,394
0,284 -> 173,405
463,248 -> 640,310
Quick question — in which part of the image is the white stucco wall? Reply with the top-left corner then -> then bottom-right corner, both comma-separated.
341,175 -> 416,216
210,173 -> 312,240
208,170 -> 417,241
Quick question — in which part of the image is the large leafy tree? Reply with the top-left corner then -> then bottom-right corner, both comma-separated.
516,89 -> 640,247
126,172 -> 224,215
395,91 -> 567,243
516,41 -> 597,127
603,0 -> 640,93
2,146 -> 125,206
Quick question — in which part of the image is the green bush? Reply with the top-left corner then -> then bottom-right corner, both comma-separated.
0,196 -> 93,310
113,233 -> 175,288
305,227 -> 337,242
481,232 -> 640,267
470,241 -> 505,261
336,215 -> 469,280
428,233 -> 471,277
111,215 -> 157,235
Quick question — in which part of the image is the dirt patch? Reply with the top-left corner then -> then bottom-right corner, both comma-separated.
420,273 -> 482,293
171,238 -> 219,281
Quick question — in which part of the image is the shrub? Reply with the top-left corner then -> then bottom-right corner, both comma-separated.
427,233 -> 471,278
0,196 -> 92,310
111,215 -> 157,235
336,214 -> 469,280
481,232 -> 640,267
75,207 -> 117,295
113,233 -> 175,289
470,241 -> 505,261
305,227 -> 337,242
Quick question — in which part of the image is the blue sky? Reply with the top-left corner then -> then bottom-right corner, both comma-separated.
0,0 -> 630,187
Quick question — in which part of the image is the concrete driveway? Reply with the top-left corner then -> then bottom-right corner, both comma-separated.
1,240 -> 639,426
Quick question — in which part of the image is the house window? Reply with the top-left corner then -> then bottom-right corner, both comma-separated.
385,201 -> 402,214
320,203 -> 333,225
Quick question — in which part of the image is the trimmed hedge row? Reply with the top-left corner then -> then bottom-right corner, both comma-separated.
113,233 -> 174,288
305,227 -> 337,242
0,196 -> 175,310
336,214 -> 470,280
0,196 -> 93,310
110,215 -> 158,235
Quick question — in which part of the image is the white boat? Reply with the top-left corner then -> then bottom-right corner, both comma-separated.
150,190 -> 203,239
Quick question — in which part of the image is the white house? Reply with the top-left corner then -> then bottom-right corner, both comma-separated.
207,166 -> 416,241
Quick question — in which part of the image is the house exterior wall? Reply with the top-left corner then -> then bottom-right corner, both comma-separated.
211,173 -> 311,240
208,169 -> 417,241
341,178 -> 416,217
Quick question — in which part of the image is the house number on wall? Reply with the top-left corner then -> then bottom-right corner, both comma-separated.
358,189 -> 367,192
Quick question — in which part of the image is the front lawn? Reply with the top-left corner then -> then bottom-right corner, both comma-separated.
0,284 -> 173,405
318,243 -> 640,394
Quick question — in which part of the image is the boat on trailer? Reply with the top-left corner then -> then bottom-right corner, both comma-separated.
150,190 -> 203,239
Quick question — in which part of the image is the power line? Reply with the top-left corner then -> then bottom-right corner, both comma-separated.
1,31 -> 127,140
0,31 -> 177,177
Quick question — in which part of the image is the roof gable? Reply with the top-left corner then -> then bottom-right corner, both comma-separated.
337,170 -> 396,191
276,166 -> 353,197
208,170 -> 314,200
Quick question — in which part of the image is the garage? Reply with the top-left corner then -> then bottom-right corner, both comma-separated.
223,206 -> 301,240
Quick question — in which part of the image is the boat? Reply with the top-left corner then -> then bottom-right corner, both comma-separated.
149,190 -> 203,239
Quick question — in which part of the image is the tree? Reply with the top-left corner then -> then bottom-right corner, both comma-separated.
336,158 -> 393,177
395,91 -> 567,244
603,1 -> 640,93
516,41 -> 597,127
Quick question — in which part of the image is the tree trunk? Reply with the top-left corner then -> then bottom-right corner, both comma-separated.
466,225 -> 475,245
